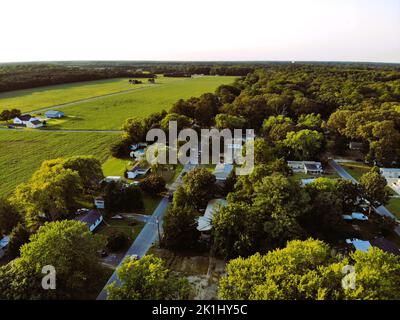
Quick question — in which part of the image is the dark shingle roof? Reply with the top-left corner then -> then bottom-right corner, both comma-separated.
18,114 -> 32,121
76,210 -> 102,227
370,238 -> 400,256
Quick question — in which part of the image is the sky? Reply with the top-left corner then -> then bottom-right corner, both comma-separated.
0,0 -> 399,63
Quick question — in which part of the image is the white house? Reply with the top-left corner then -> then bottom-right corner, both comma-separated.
213,163 -> 234,181
0,236 -> 10,259
127,166 -> 150,179
26,119 -> 43,128
380,168 -> 400,180
13,114 -> 38,125
197,199 -> 228,232
75,210 -> 103,232
287,161 -> 323,175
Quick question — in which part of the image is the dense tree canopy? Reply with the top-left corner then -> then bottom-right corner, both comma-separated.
219,239 -> 400,300
0,220 -> 105,299
107,255 -> 192,300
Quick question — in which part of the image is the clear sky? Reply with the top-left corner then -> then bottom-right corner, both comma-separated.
1,0 -> 399,63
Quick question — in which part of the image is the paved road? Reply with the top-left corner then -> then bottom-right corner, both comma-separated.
97,163 -> 198,300
328,159 -> 396,220
97,197 -> 170,300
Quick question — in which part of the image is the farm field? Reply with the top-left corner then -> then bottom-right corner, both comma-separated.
0,78 -> 151,113
40,76 -> 235,130
0,130 -> 118,197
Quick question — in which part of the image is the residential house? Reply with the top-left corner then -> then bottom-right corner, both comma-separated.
13,114 -> 38,125
26,119 -> 43,128
370,238 -> 400,256
287,161 -> 323,175
75,210 -> 103,232
45,110 -> 65,118
380,168 -> 400,179
0,236 -> 10,259
197,199 -> 228,233
127,165 -> 151,179
213,163 -> 234,181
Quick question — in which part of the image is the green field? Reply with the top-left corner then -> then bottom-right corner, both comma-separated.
38,76 -> 235,130
0,130 -> 118,197
0,78 -> 150,113
0,76 -> 235,197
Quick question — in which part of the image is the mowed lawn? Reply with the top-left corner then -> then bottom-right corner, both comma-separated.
0,130 -> 118,197
0,78 -> 150,113
42,76 -> 235,130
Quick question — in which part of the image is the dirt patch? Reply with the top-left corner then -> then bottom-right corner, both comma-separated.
151,248 -> 226,300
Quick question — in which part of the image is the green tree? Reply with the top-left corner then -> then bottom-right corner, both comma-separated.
140,174 -> 166,195
215,113 -> 246,130
5,223 -> 30,259
215,84 -> 241,104
0,198 -> 21,235
0,220 -> 105,299
359,167 -> 390,215
163,205 -> 200,250
122,117 -> 146,143
103,181 -> 144,214
284,129 -> 325,160
219,239 -> 400,300
262,115 -> 294,142
107,255 -> 192,300
160,113 -> 192,131
11,164 -> 84,229
181,167 -> 216,209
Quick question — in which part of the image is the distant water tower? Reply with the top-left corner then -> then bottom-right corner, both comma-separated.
291,61 -> 295,64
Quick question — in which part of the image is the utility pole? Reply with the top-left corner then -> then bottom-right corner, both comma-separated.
156,218 -> 162,247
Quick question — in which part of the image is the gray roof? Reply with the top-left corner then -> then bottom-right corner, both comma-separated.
304,163 -> 320,170
370,238 -> 400,256
76,210 -> 102,227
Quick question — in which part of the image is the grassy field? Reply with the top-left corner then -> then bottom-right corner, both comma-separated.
102,157 -> 133,177
0,130 -> 118,197
340,161 -> 371,180
40,76 -> 235,130
0,78 -> 150,113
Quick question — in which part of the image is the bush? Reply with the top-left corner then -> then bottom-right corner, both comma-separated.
107,231 -> 129,252
140,175 -> 166,195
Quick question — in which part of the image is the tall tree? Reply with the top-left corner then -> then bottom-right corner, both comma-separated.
107,255 -> 192,300
359,167 -> 390,215
0,198 -> 21,235
0,220 -> 105,299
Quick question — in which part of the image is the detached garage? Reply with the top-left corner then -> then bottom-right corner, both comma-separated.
45,110 -> 65,118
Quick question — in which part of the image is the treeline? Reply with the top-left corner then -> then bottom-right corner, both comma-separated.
0,64 -> 155,93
